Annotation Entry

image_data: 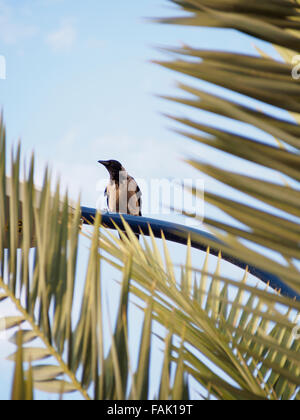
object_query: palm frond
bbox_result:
[2,110,300,399]
[0,116,192,400]
[11,330,34,401]
[90,222,300,400]
[3,0,300,400]
[156,0,300,293]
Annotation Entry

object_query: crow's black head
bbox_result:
[98,160,125,180]
[98,160,123,171]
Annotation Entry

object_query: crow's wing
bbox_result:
[137,185,142,216]
[104,186,109,209]
[127,177,142,216]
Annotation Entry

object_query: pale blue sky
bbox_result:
[0,0,284,205]
[0,0,289,400]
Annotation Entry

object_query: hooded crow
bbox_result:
[98,160,142,239]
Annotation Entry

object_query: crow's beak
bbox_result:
[98,160,109,167]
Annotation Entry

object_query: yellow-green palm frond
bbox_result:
[91,223,300,400]
[0,116,191,400]
[1,112,300,399]
[155,0,300,294]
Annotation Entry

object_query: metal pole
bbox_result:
[81,206,300,301]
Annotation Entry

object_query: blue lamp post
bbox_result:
[81,207,300,302]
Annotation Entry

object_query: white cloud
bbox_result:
[46,19,77,52]
[0,0,37,45]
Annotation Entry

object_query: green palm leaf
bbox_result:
[98,225,300,400]
[0,116,193,400]
[1,113,300,399]
[2,0,300,401]
[156,0,300,293]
